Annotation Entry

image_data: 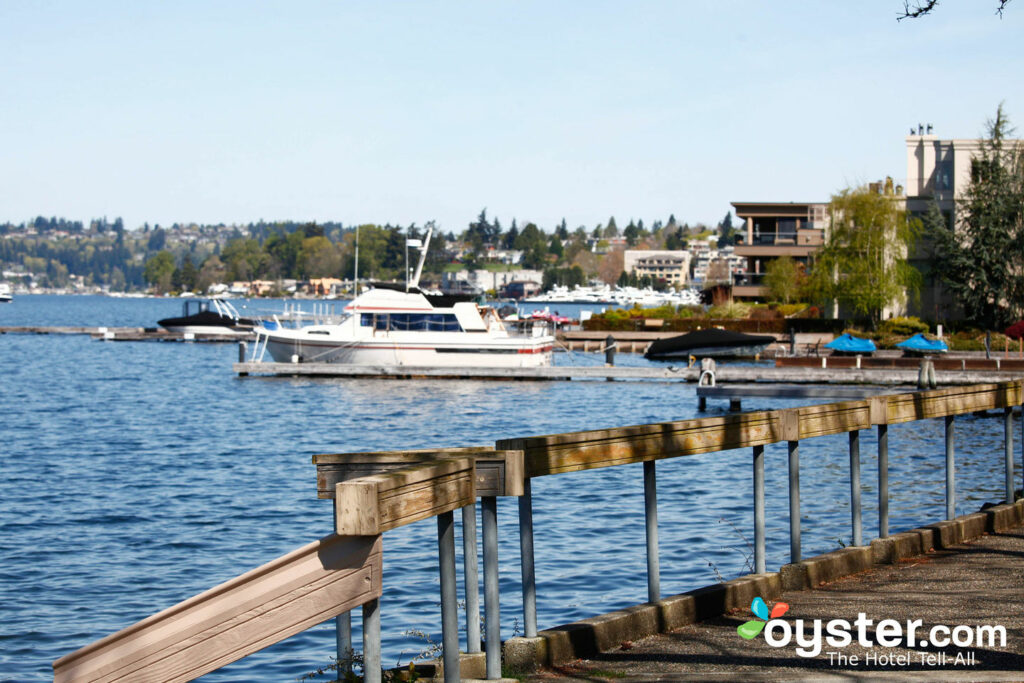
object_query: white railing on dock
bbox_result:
[54,381,1023,682]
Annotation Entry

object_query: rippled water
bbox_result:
[1,295,1019,681]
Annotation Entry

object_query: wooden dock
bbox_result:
[0,325,248,342]
[233,361,1023,385]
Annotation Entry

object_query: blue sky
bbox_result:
[1,1,1020,233]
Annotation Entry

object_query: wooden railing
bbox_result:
[54,381,1023,682]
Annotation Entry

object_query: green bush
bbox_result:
[877,316,929,337]
[707,302,751,319]
[776,303,809,317]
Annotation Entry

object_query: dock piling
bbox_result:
[482,497,500,679]
[946,415,956,519]
[437,511,460,682]
[849,430,862,546]
[788,440,801,563]
[461,504,481,653]
[643,461,660,603]
[519,479,538,638]
[752,445,766,574]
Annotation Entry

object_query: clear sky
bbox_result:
[1,1,1021,234]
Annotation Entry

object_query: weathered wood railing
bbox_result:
[54,381,1023,682]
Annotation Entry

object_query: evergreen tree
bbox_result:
[927,105,1024,329]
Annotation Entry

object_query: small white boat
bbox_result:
[253,227,554,367]
[0,283,11,303]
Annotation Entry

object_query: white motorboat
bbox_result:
[252,228,554,367]
[0,283,11,303]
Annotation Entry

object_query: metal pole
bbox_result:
[518,478,538,638]
[849,430,862,546]
[332,506,353,673]
[1005,407,1015,503]
[437,511,460,683]
[753,445,766,574]
[643,460,660,603]
[362,598,381,683]
[788,440,801,563]
[482,496,500,679]
[462,504,481,653]
[878,424,889,538]
[945,415,955,520]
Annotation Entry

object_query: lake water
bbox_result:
[1,295,1018,681]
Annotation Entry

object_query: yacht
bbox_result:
[252,228,554,367]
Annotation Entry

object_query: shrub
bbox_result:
[1005,321,1024,340]
[877,316,929,337]
[707,302,751,319]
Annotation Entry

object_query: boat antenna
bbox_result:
[411,222,434,289]
[353,224,360,296]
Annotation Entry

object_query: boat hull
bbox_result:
[262,334,553,368]
[645,343,770,360]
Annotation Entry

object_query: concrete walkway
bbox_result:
[529,527,1024,682]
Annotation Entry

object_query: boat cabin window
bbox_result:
[360,313,463,332]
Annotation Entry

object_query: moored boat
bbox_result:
[252,227,555,367]
[825,333,876,355]
[896,333,948,355]
[158,299,255,335]
[643,328,775,360]
[0,283,11,303]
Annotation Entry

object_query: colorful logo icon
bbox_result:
[737,597,789,639]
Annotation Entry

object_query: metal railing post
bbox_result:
[1005,407,1015,503]
[643,460,660,603]
[788,440,801,563]
[462,504,481,653]
[877,424,889,538]
[849,430,862,547]
[946,415,956,519]
[437,511,460,683]
[332,505,353,673]
[753,445,766,574]
[362,598,381,683]
[518,479,537,638]
[482,496,500,679]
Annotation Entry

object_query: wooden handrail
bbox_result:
[53,534,381,683]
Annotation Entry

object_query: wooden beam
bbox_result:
[335,458,477,536]
[315,448,524,499]
[497,411,787,478]
[792,399,871,439]
[881,381,1022,424]
[53,534,382,683]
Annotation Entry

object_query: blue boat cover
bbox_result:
[896,333,948,353]
[825,333,876,354]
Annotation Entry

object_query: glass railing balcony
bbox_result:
[751,232,798,245]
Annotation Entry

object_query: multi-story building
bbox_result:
[622,250,692,286]
[904,127,1022,319]
[729,201,829,300]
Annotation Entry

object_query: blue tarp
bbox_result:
[825,333,876,354]
[896,333,948,353]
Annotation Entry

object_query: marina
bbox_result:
[3,296,1024,683]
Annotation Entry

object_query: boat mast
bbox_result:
[353,225,359,296]
[411,222,434,289]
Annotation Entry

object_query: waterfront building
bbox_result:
[729,201,829,301]
[904,126,1023,320]
[622,250,692,286]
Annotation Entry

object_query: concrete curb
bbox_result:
[502,499,1024,672]
[504,573,781,668]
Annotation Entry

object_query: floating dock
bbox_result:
[232,361,1022,385]
[0,325,248,342]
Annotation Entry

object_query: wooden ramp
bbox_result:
[53,534,382,683]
